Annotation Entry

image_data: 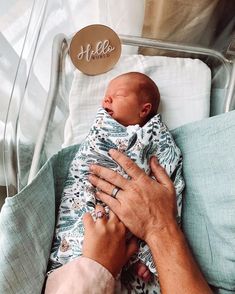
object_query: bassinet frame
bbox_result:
[4,34,235,195]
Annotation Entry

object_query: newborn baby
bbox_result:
[49,72,184,293]
[102,71,159,127]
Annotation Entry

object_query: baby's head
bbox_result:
[102,72,160,126]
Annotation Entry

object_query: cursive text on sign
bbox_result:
[77,39,115,62]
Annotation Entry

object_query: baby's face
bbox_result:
[102,76,143,126]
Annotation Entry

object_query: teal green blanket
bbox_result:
[0,111,235,294]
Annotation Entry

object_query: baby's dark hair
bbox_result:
[118,72,160,121]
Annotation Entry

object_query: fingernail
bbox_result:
[88,175,93,181]
[89,164,95,171]
[150,156,155,163]
[108,149,116,155]
[153,156,158,163]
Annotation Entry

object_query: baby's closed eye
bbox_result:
[115,91,127,97]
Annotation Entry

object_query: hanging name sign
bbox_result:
[69,24,121,75]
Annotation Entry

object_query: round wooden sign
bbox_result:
[69,24,121,75]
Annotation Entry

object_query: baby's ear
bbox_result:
[140,103,152,118]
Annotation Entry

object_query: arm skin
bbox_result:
[146,222,211,294]
[89,149,213,294]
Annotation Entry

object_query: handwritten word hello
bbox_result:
[77,40,115,62]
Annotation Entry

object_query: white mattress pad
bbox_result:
[63,54,211,146]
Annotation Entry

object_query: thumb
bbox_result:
[126,237,138,260]
[150,156,172,188]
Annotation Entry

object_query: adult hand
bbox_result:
[88,149,177,244]
[89,150,213,294]
[82,204,138,277]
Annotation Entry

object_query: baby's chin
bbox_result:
[114,118,133,127]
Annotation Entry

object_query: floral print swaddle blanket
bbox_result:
[48,107,184,291]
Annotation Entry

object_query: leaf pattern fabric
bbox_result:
[48,107,185,292]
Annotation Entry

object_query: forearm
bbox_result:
[146,224,212,294]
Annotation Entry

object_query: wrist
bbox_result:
[83,253,118,278]
[145,221,183,253]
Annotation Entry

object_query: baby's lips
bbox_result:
[105,108,114,116]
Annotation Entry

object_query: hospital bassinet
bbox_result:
[3,33,235,197]
[26,33,234,183]
[1,0,234,197]
[0,1,235,293]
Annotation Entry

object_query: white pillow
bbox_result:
[63,54,211,147]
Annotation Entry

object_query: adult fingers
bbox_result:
[150,156,174,190]
[96,191,121,216]
[83,212,94,230]
[95,205,107,224]
[126,237,138,260]
[108,149,144,180]
[89,164,127,190]
[89,174,123,197]
[108,209,120,223]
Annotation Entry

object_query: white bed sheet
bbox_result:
[63,54,211,147]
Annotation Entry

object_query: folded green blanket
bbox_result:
[0,111,234,294]
[172,110,235,291]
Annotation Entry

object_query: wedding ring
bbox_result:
[96,211,105,219]
[111,187,120,198]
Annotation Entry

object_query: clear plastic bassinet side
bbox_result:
[1,0,146,197]
[2,0,235,198]
[2,0,64,197]
[0,0,38,198]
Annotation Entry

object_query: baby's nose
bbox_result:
[104,96,112,103]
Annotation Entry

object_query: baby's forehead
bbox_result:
[113,73,144,81]
[111,74,130,83]
[109,74,143,88]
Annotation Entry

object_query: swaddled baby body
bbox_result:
[48,72,185,293]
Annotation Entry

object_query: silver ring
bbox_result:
[111,187,120,198]
[96,211,105,219]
